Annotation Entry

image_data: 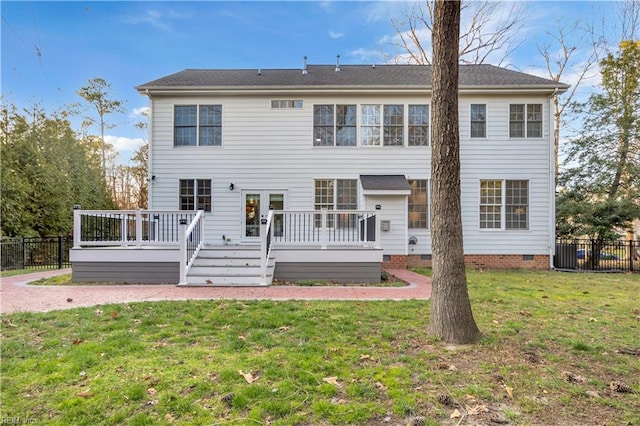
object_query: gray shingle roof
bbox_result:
[360,175,410,191]
[136,64,569,91]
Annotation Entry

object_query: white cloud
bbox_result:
[329,31,344,39]
[130,106,150,119]
[105,135,145,153]
[122,8,191,31]
[348,48,383,63]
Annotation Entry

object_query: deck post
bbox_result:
[179,218,188,285]
[320,209,328,249]
[73,206,82,248]
[374,207,382,249]
[260,216,268,284]
[135,210,143,247]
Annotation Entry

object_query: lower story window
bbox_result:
[408,179,429,229]
[179,179,211,212]
[479,180,528,230]
[314,179,358,227]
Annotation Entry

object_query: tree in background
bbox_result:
[0,101,113,237]
[557,40,640,243]
[388,0,524,65]
[76,77,125,179]
[428,0,481,344]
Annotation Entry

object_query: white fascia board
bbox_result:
[362,189,411,196]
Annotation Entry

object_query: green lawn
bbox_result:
[1,270,639,425]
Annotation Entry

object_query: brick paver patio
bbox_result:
[0,269,431,314]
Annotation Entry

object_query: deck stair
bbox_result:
[184,245,274,286]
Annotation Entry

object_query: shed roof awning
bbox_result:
[360,175,411,195]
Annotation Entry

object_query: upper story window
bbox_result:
[479,179,528,230]
[509,104,542,138]
[383,105,404,146]
[174,105,222,146]
[271,100,303,109]
[313,105,357,146]
[360,105,381,146]
[313,103,430,147]
[179,179,211,212]
[408,105,429,146]
[470,104,486,138]
[408,179,429,229]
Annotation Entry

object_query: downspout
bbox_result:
[146,89,153,209]
[549,88,559,269]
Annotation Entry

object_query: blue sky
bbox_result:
[1,1,628,163]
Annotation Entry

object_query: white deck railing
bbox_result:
[270,209,380,249]
[73,209,199,248]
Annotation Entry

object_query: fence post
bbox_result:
[22,236,26,270]
[58,235,63,269]
[630,239,634,272]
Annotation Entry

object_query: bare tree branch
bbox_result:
[387,0,526,65]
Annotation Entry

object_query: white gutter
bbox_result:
[548,88,558,269]
[145,89,154,209]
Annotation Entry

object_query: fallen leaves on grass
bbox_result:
[561,370,587,384]
[239,370,259,383]
[322,376,341,387]
[75,389,94,398]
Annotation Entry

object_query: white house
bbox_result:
[70,63,568,285]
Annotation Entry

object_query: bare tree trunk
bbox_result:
[429,0,481,344]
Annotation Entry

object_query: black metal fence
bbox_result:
[1,236,73,271]
[555,239,639,273]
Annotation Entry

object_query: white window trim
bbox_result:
[478,179,530,231]
[173,104,223,147]
[469,103,487,139]
[407,104,431,147]
[508,103,543,139]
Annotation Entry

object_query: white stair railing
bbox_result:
[179,210,205,285]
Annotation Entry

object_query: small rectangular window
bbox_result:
[470,104,486,138]
[271,100,303,108]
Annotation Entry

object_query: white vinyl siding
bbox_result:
[151,93,551,256]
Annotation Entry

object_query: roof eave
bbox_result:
[137,84,569,97]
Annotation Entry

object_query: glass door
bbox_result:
[244,193,261,238]
[242,191,286,241]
